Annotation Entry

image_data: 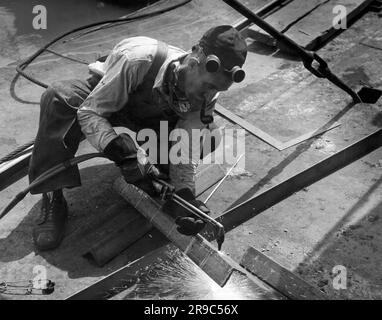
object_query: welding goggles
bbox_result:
[204,54,246,83]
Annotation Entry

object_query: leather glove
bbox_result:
[164,188,210,236]
[119,149,166,183]
[104,133,165,183]
[103,133,138,165]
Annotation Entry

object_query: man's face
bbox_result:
[184,60,234,108]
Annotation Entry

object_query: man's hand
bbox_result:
[119,151,166,184]
[163,188,210,236]
[134,148,167,180]
[104,133,165,184]
[103,133,138,165]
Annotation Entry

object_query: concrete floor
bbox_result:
[0,1,381,299]
[210,12,382,299]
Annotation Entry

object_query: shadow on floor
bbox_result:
[0,162,168,280]
[294,176,382,299]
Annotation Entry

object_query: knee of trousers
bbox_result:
[39,86,57,111]
[41,86,55,101]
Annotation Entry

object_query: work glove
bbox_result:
[103,133,138,165]
[164,188,210,236]
[104,133,166,184]
[119,149,167,183]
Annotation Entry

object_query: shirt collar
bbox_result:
[153,50,188,90]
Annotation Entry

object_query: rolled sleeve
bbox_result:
[168,92,220,193]
[169,112,208,194]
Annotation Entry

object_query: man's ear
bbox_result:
[188,56,200,68]
[189,44,204,68]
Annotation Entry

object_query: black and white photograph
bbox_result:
[0,0,381,305]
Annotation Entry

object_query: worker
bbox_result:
[28,25,247,251]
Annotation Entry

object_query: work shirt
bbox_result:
[77,36,220,193]
[77,36,216,152]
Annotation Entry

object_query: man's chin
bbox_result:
[187,95,205,109]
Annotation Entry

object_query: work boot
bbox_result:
[32,190,68,251]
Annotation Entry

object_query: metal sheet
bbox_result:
[215,104,341,151]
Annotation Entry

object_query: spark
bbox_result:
[122,249,263,300]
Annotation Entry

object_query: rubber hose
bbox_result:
[0,153,105,220]
[0,0,192,164]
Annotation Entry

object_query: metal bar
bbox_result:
[153,177,225,245]
[208,128,382,234]
[204,153,244,203]
[153,178,226,249]
[215,104,340,151]
[114,179,232,286]
[223,0,316,59]
[232,0,290,31]
[173,193,224,229]
[240,246,327,300]
[215,104,284,150]
[222,0,364,102]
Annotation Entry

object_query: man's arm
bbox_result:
[169,94,220,194]
[77,51,151,152]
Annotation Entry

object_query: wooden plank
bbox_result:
[86,206,153,267]
[285,0,374,50]
[247,0,329,46]
[240,246,327,300]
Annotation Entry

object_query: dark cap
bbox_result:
[199,25,247,70]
